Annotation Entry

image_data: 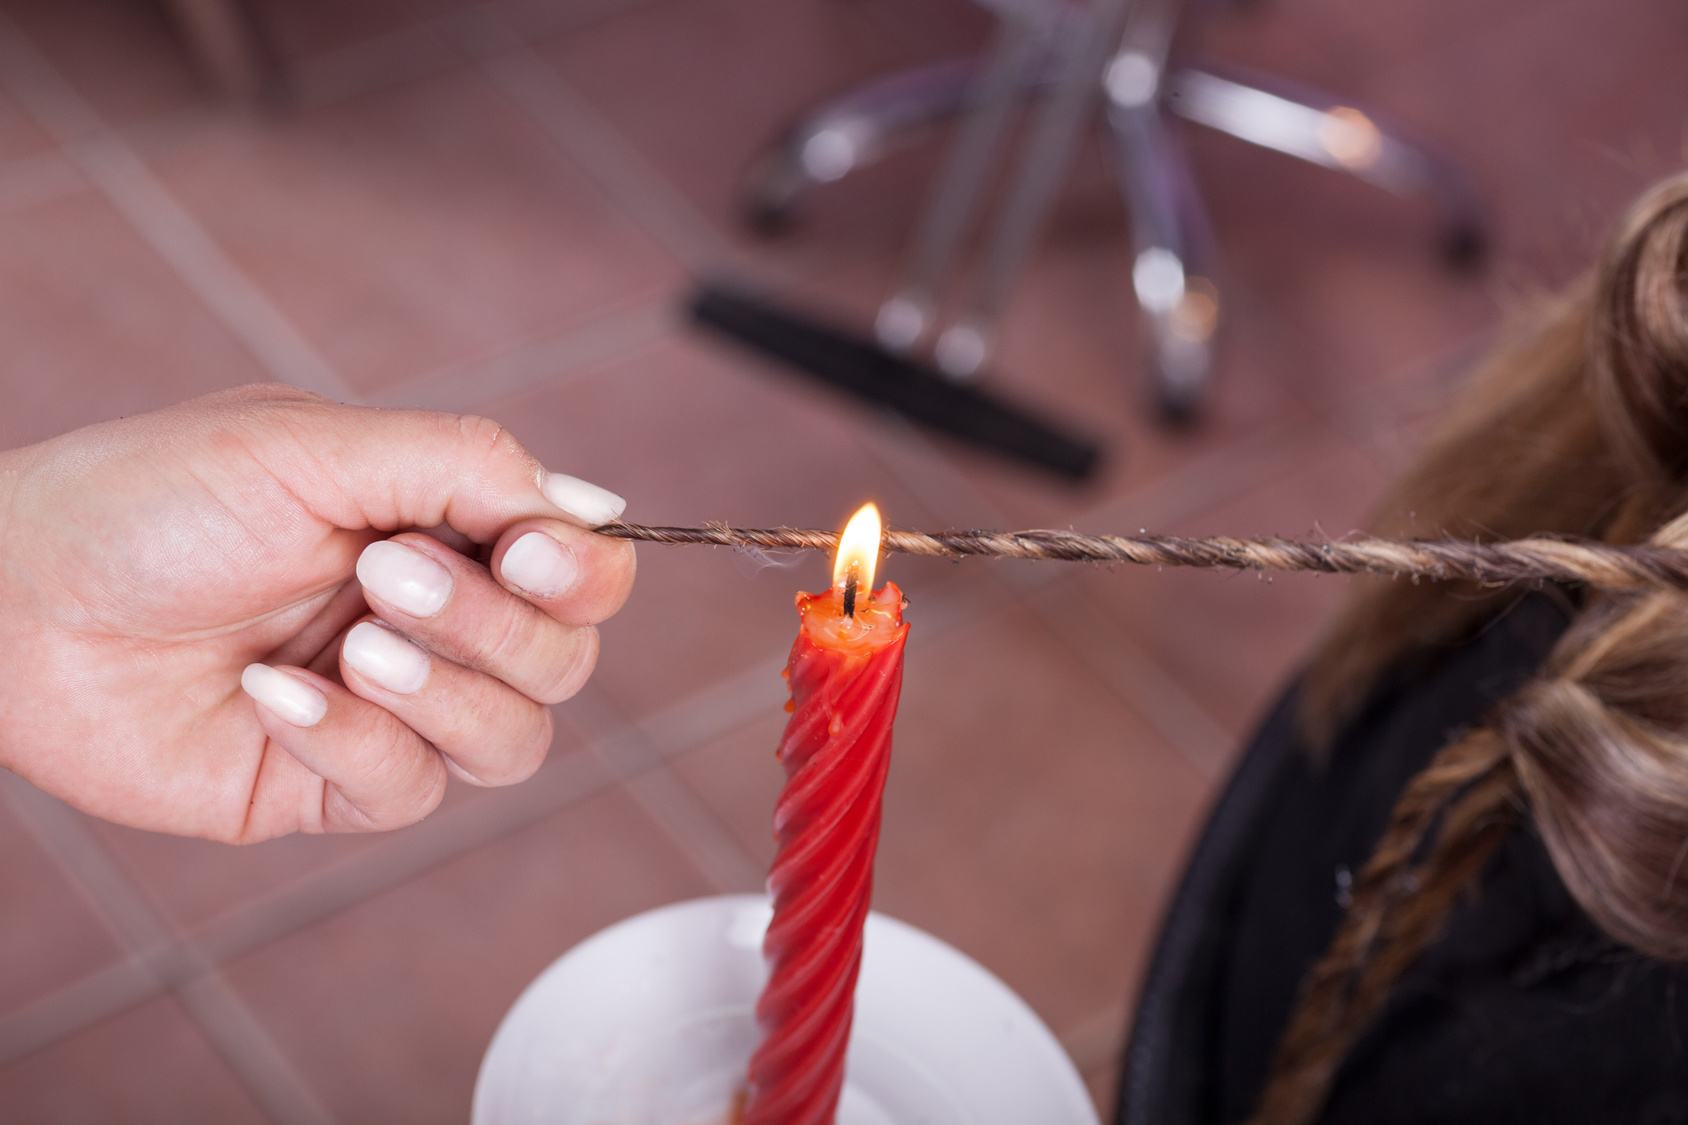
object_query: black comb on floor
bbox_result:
[689,283,1104,482]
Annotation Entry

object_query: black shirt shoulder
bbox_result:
[1210,592,1688,1124]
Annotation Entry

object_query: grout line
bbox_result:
[1023,582,1235,780]
[0,776,175,955]
[570,685,772,894]
[0,772,336,1125]
[284,20,463,113]
[0,148,86,217]
[62,140,347,400]
[363,294,679,412]
[0,568,996,1071]
[615,767,768,891]
[448,9,740,277]
[621,656,790,760]
[0,13,353,403]
[447,7,902,298]
[171,974,338,1125]
[282,0,665,115]
[0,959,158,1068]
[190,742,617,965]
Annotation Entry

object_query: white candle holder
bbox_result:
[473,894,1102,1125]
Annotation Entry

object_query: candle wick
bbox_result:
[842,565,859,618]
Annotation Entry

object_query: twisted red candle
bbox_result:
[742,573,909,1125]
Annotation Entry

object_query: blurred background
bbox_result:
[0,0,1684,1121]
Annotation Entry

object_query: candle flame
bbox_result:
[832,503,882,592]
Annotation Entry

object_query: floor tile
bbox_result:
[82,817,387,938]
[1086,1060,1122,1121]
[250,0,468,62]
[0,151,85,218]
[82,772,474,938]
[877,603,1211,1035]
[532,0,988,272]
[80,719,610,939]
[1371,0,1688,286]
[142,63,681,396]
[2,0,206,126]
[0,87,52,164]
[0,191,267,450]
[668,709,793,874]
[0,994,269,1124]
[1070,429,1390,741]
[219,785,714,1124]
[0,792,122,1020]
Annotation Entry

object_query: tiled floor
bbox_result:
[0,0,1683,1121]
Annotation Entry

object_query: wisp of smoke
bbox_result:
[734,545,808,577]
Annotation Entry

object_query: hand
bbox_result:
[0,384,635,843]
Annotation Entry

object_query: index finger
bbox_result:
[210,386,626,541]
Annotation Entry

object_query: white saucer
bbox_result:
[472,894,1101,1125]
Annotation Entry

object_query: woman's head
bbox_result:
[1302,172,1688,749]
[1254,171,1688,1125]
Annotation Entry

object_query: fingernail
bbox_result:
[342,621,431,695]
[500,531,579,598]
[542,472,625,527]
[241,664,327,727]
[357,540,452,618]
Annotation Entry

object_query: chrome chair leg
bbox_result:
[932,0,1140,379]
[876,16,1051,355]
[739,6,1487,421]
[1166,68,1485,263]
[742,57,981,231]
[740,10,1074,232]
[1108,66,1220,421]
[1097,0,1221,422]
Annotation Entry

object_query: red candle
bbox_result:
[742,504,910,1125]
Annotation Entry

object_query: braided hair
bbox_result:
[1253,172,1688,1125]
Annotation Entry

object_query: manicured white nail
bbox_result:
[241,664,327,727]
[357,540,452,618]
[500,531,579,597]
[542,472,625,527]
[342,621,431,695]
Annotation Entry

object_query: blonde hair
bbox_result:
[1254,171,1688,1125]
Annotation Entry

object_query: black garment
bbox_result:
[1117,593,1688,1125]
